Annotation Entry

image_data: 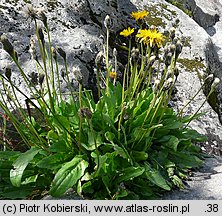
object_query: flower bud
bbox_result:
[173,66,179,78]
[149,55,156,66]
[0,35,14,57]
[113,48,117,57]
[104,15,111,29]
[131,47,140,63]
[39,73,45,86]
[51,46,57,60]
[165,52,172,67]
[29,37,37,60]
[60,68,65,79]
[37,26,45,46]
[95,51,104,68]
[153,79,160,93]
[36,8,47,27]
[78,107,92,119]
[163,77,174,91]
[175,40,183,60]
[24,4,37,21]
[72,66,83,84]
[169,27,176,40]
[206,74,214,80]
[170,44,176,54]
[5,65,12,80]
[211,77,220,90]
[56,46,66,60]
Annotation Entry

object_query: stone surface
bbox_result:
[1,0,222,200]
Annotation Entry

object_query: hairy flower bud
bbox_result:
[24,4,37,21]
[175,40,183,60]
[95,51,104,68]
[39,73,45,86]
[72,66,83,84]
[169,27,176,40]
[131,47,140,64]
[37,26,45,46]
[211,77,220,90]
[104,15,111,29]
[29,37,37,60]
[36,8,47,27]
[173,66,179,78]
[149,55,156,66]
[153,79,160,93]
[163,77,174,91]
[113,48,117,57]
[56,46,66,60]
[78,107,92,119]
[165,52,172,67]
[0,35,14,58]
[51,46,57,60]
[5,65,12,80]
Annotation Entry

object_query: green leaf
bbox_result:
[47,130,58,140]
[170,151,203,169]
[162,119,184,129]
[0,151,21,160]
[49,139,70,153]
[49,156,88,197]
[21,174,38,185]
[1,185,33,199]
[105,131,115,142]
[37,152,73,169]
[159,135,179,151]
[82,131,103,151]
[115,167,145,184]
[182,129,208,142]
[144,162,171,191]
[10,147,41,187]
[132,151,148,162]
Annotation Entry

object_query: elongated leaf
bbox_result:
[10,147,41,187]
[49,156,88,197]
[0,151,21,160]
[144,163,171,191]
[115,167,145,184]
[163,136,179,152]
[37,152,73,169]
[170,151,203,168]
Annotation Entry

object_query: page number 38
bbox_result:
[205,204,219,212]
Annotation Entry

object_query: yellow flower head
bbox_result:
[110,70,117,79]
[131,10,149,21]
[136,28,165,47]
[120,27,134,37]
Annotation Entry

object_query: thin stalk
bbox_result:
[118,68,127,141]
[64,58,75,103]
[45,25,57,101]
[184,88,215,128]
[105,28,110,95]
[78,83,83,151]
[88,118,100,175]
[55,59,62,102]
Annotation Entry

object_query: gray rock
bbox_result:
[183,0,220,29]
[1,0,222,200]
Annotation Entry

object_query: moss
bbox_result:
[144,3,178,29]
[46,0,59,11]
[165,0,193,17]
[182,36,192,48]
[177,58,205,72]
